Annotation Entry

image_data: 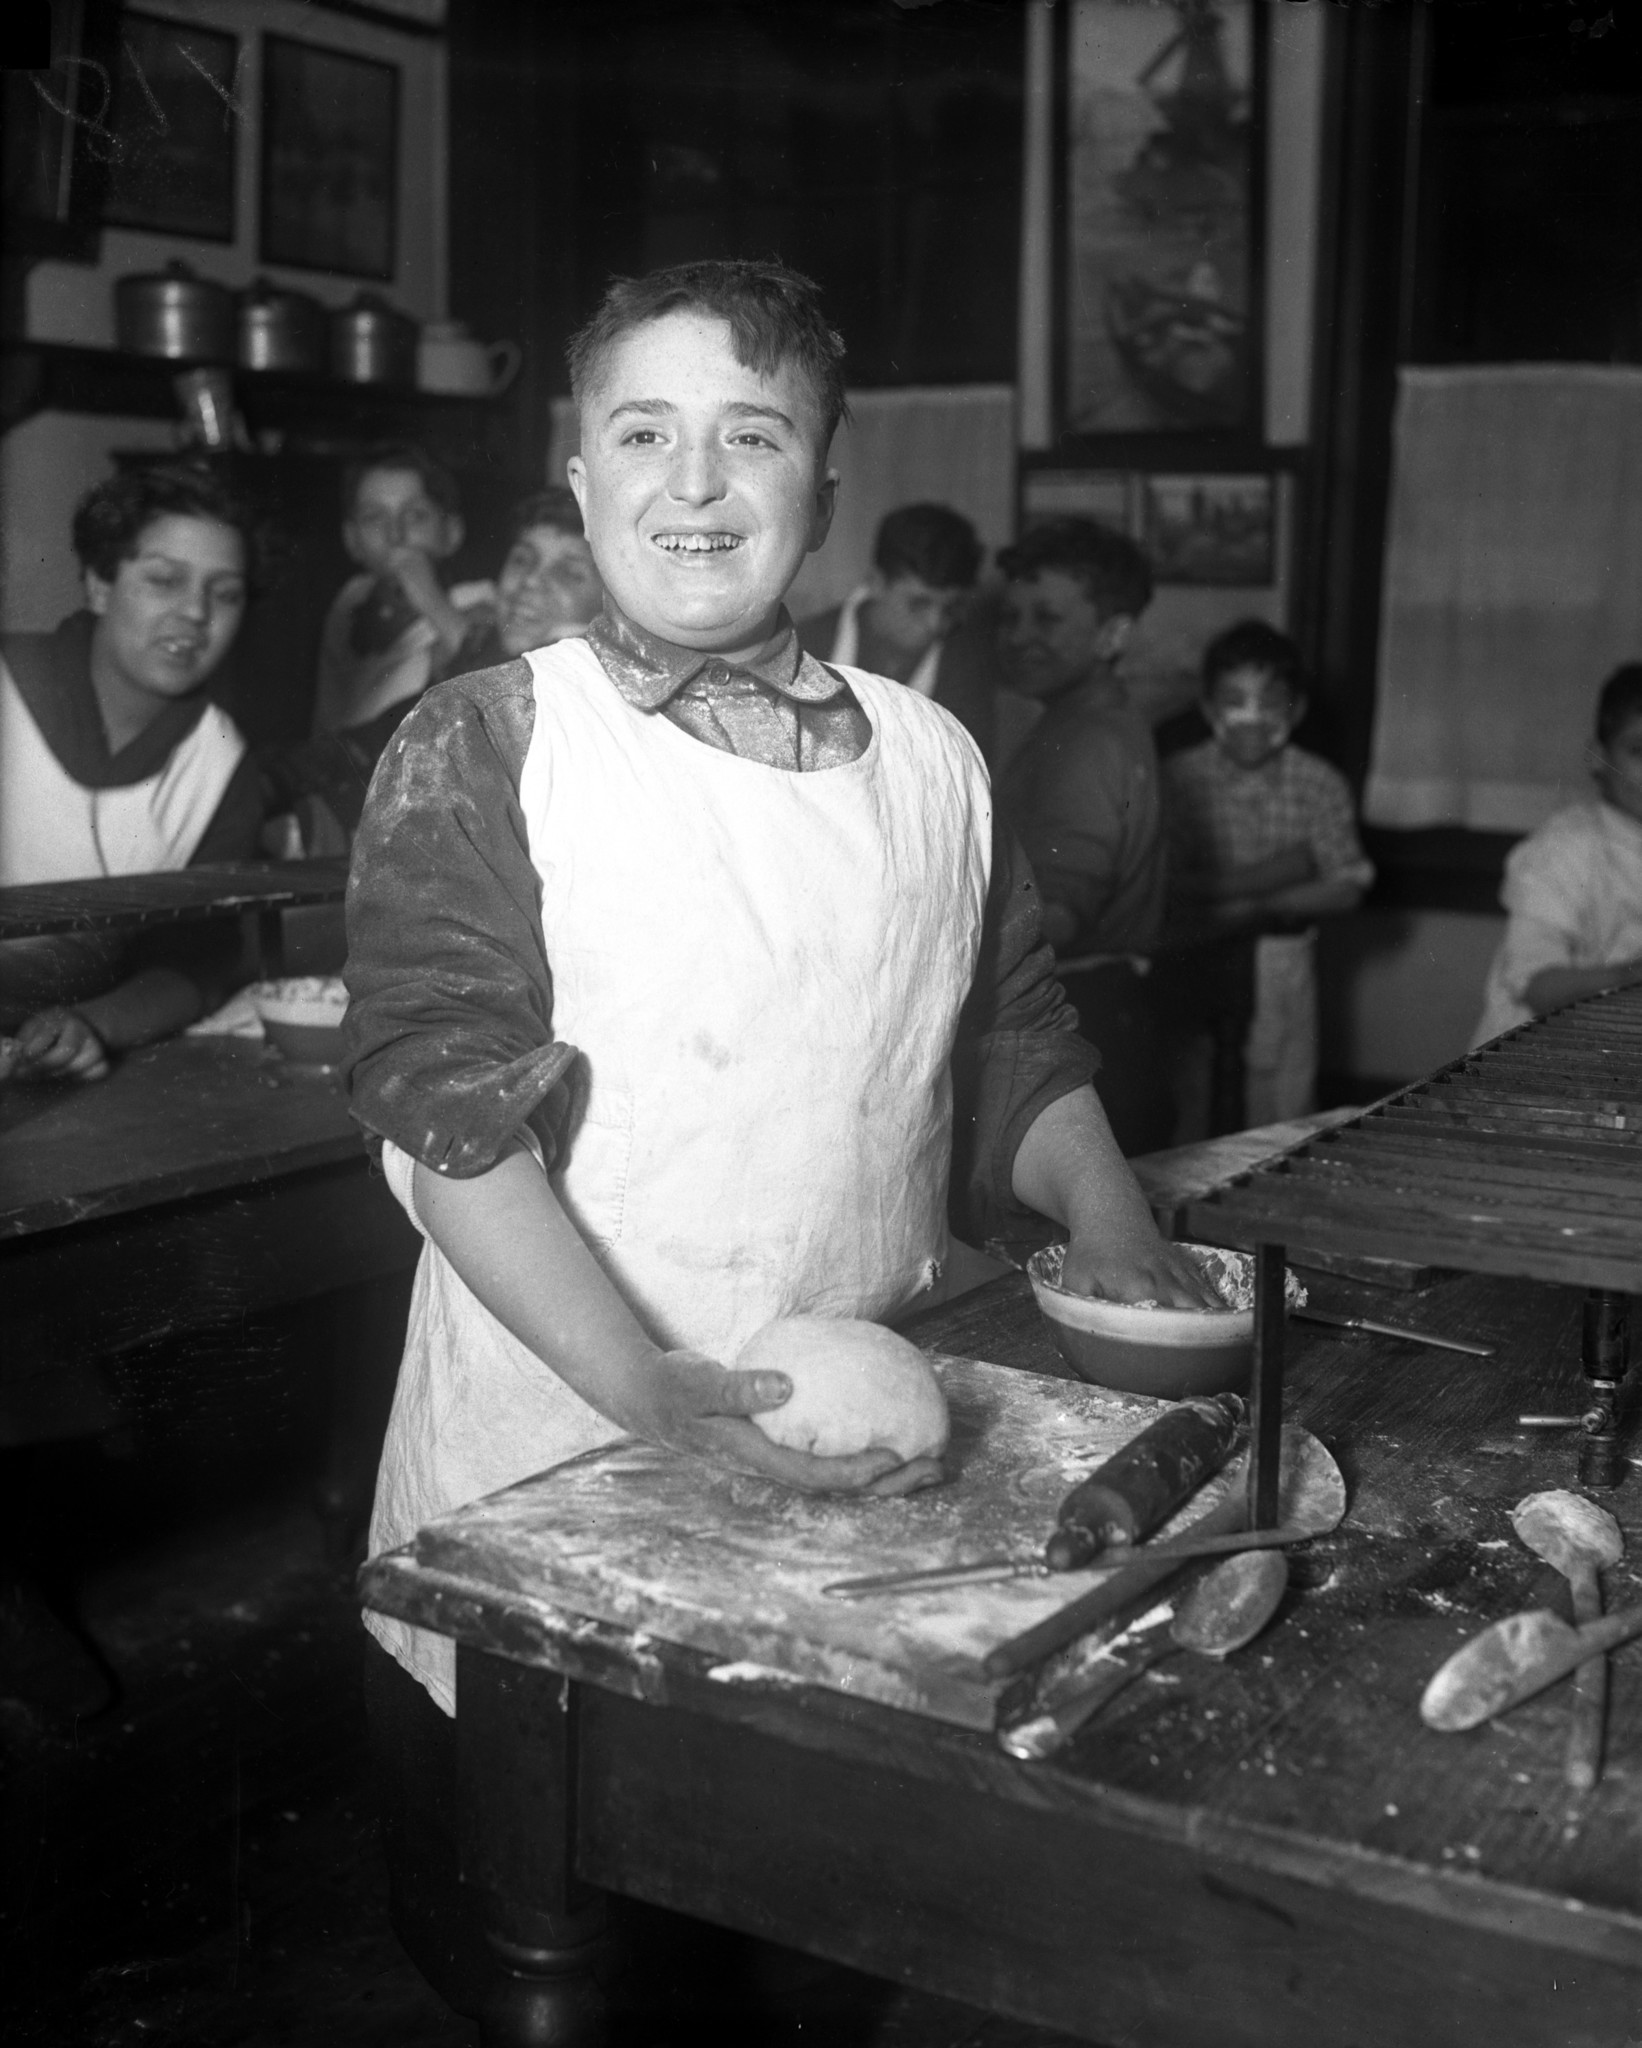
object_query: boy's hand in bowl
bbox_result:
[1061,1231,1224,1311]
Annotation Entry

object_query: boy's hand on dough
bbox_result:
[1061,1231,1222,1311]
[644,1350,942,1495]
[7,1007,110,1083]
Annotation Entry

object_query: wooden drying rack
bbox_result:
[1184,983,1642,1517]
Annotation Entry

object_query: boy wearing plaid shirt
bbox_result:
[1165,621,1372,1125]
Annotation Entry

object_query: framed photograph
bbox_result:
[1143,471,1273,585]
[101,11,240,241]
[1020,467,1139,536]
[1060,0,1264,445]
[260,35,398,279]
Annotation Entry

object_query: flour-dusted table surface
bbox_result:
[362,1266,1642,2048]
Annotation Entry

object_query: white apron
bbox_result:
[367,639,992,1709]
[0,660,246,884]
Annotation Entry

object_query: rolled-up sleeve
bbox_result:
[342,662,580,1177]
[950,820,1099,1242]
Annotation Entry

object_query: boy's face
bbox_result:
[495,523,603,655]
[86,514,247,702]
[1596,711,1642,826]
[567,310,837,655]
[345,468,462,573]
[998,569,1128,700]
[866,571,969,662]
[1205,662,1302,770]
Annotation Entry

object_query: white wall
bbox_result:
[2,0,447,630]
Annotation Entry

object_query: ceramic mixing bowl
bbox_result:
[1026,1242,1300,1400]
[250,977,349,1069]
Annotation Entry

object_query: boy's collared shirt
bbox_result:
[1165,740,1374,895]
[587,602,869,772]
[343,610,1098,1241]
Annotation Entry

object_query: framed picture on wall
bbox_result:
[260,35,398,279]
[101,11,240,241]
[1058,0,1265,448]
[1143,470,1273,584]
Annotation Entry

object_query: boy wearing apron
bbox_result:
[343,259,1215,2010]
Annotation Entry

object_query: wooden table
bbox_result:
[1,1034,416,1446]
[361,1266,1642,2048]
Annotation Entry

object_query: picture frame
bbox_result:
[100,10,240,242]
[1143,470,1273,585]
[260,34,398,280]
[1056,0,1266,450]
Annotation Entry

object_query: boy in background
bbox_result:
[1165,619,1372,1126]
[992,517,1170,1152]
[310,443,490,737]
[1472,662,1642,1043]
[797,502,997,761]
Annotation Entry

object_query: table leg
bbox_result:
[1248,1241,1285,1529]
[1578,1288,1630,1490]
[457,1649,609,2048]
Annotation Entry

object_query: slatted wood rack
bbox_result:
[1183,984,1642,1517]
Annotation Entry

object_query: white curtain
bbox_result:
[1365,366,1642,833]
[546,385,1018,616]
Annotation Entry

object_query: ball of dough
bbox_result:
[738,1316,949,1462]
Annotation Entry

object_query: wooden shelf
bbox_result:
[0,339,511,445]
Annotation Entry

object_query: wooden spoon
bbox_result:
[1421,1602,1642,1734]
[999,1549,1289,1761]
[1510,1491,1625,1791]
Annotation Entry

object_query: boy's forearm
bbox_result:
[1525,956,1642,1015]
[1191,844,1316,903]
[75,966,205,1050]
[411,1148,664,1428]
[1010,1085,1219,1308]
[1011,1083,1159,1244]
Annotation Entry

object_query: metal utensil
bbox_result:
[822,1520,1312,1601]
[999,1550,1290,1761]
[821,1396,1246,1599]
[1290,1307,1494,1357]
[1509,1491,1624,1790]
[983,1428,1346,1682]
[1421,1601,1642,1733]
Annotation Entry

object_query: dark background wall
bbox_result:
[446,0,1024,473]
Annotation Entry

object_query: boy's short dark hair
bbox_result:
[71,461,259,584]
[1201,618,1306,705]
[873,503,983,591]
[567,258,850,450]
[996,517,1153,622]
[509,485,584,544]
[340,442,461,523]
[1597,664,1642,750]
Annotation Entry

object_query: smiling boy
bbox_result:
[349,261,1215,1639]
[345,256,1217,2009]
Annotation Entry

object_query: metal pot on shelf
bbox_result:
[237,278,326,374]
[329,292,419,386]
[114,261,235,362]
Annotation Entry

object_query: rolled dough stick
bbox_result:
[738,1316,949,1462]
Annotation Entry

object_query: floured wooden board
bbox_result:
[409,1354,1324,1731]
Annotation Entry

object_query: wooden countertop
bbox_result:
[0,1034,364,1239]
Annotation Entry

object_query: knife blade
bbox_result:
[821,1521,1311,1600]
[1290,1306,1493,1357]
